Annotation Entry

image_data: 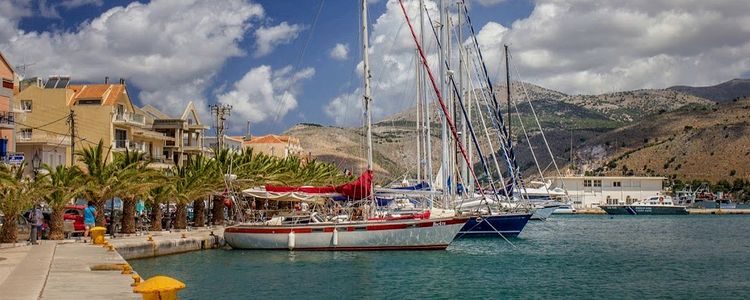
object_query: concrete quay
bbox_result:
[110,228,224,260]
[688,208,750,214]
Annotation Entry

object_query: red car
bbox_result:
[63,205,86,232]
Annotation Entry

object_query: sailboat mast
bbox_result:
[439,0,450,207]
[362,0,373,171]
[505,44,511,146]
[458,1,468,196]
[415,48,421,182]
[419,0,434,209]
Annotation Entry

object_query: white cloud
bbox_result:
[0,0,31,40]
[254,21,304,57]
[329,43,349,60]
[1,0,265,120]
[327,0,750,125]
[217,65,315,127]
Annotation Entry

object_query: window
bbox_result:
[613,181,621,187]
[19,128,32,140]
[593,180,602,187]
[20,100,32,112]
[78,99,101,105]
[584,180,592,187]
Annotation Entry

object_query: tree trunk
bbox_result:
[0,213,19,243]
[121,197,136,234]
[174,203,187,230]
[95,200,106,227]
[211,196,224,226]
[193,198,205,227]
[48,208,65,240]
[149,203,162,231]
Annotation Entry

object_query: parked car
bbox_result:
[64,205,121,233]
[0,213,31,242]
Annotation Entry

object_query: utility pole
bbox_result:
[210,104,232,150]
[67,109,76,166]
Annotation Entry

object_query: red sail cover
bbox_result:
[265,170,373,200]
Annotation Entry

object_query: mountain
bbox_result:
[669,78,750,103]
[574,97,750,182]
[285,80,746,184]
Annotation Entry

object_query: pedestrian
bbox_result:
[83,201,97,243]
[34,206,44,242]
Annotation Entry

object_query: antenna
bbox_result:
[14,62,36,78]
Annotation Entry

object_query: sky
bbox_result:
[1,0,749,135]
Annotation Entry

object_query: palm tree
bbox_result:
[41,164,84,240]
[78,140,119,227]
[0,163,45,243]
[146,180,175,231]
[172,155,217,230]
[113,149,162,234]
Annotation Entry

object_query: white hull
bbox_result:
[531,205,559,220]
[224,217,468,251]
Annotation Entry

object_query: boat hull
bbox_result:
[599,205,688,215]
[458,213,532,237]
[224,217,468,251]
[531,205,560,221]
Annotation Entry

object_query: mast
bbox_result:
[415,49,421,182]
[419,0,434,209]
[439,0,450,207]
[458,1,468,196]
[505,44,511,147]
[362,0,373,172]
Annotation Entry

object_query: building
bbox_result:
[204,135,243,153]
[0,51,16,163]
[551,176,666,208]
[15,77,171,169]
[242,134,303,158]
[141,102,208,165]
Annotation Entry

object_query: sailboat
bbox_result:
[224,0,468,251]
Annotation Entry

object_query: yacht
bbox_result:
[599,196,688,215]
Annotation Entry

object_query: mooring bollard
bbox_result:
[90,226,107,245]
[133,276,186,300]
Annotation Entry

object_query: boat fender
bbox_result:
[332,228,338,246]
[475,217,483,223]
[288,231,295,250]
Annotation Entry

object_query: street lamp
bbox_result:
[31,151,41,175]
[30,151,41,244]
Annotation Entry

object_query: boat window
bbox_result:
[584,180,592,187]
[613,181,621,187]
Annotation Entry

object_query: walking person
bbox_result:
[83,201,97,243]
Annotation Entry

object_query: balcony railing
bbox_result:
[112,140,147,152]
[0,111,14,127]
[16,131,71,145]
[113,112,146,126]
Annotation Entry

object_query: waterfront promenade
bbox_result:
[0,228,223,299]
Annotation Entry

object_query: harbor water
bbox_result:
[130,215,750,299]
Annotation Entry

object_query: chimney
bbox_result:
[119,78,125,85]
[104,76,109,84]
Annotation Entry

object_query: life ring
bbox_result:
[475,217,483,222]
[659,197,664,203]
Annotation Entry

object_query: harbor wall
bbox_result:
[111,230,225,260]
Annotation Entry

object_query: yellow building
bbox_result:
[15,77,171,169]
[242,134,303,158]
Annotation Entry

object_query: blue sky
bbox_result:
[2,0,748,135]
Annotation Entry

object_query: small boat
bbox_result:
[599,196,688,215]
[457,212,531,237]
[552,203,576,214]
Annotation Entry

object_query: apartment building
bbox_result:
[242,134,303,158]
[141,101,209,165]
[0,51,16,162]
[15,77,169,169]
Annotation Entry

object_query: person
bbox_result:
[83,201,97,242]
[34,206,44,242]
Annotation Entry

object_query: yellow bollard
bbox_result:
[90,226,107,245]
[147,235,153,242]
[133,276,186,300]
[121,264,133,274]
[131,274,142,287]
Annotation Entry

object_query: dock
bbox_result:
[0,227,224,299]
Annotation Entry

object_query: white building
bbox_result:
[551,176,666,208]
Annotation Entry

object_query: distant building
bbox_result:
[204,135,243,153]
[552,176,666,208]
[0,51,16,163]
[141,102,209,165]
[242,134,302,158]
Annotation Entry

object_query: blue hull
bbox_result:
[458,213,532,238]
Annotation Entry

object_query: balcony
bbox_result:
[111,140,147,152]
[0,111,14,129]
[16,131,71,146]
[112,112,146,126]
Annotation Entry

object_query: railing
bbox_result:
[113,112,146,126]
[111,139,148,152]
[16,131,71,145]
[0,111,14,126]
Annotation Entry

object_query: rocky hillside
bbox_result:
[286,79,750,184]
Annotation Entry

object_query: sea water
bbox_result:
[130,215,750,299]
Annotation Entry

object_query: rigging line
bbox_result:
[458,0,521,185]
[419,6,501,206]
[397,0,488,202]
[271,0,326,125]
